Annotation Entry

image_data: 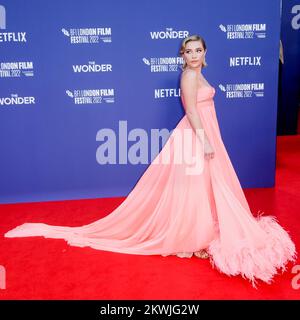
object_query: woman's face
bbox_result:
[182,40,206,69]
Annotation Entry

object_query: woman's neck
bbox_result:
[186,66,202,74]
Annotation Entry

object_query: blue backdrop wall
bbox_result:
[0,0,282,204]
[278,0,300,135]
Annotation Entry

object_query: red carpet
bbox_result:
[0,135,299,300]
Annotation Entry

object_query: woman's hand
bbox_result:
[204,137,215,160]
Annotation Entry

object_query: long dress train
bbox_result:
[4,85,297,287]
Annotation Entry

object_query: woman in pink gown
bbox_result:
[4,34,297,287]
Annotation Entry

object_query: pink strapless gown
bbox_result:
[4,86,297,287]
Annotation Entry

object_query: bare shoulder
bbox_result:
[181,68,197,80]
[181,69,198,86]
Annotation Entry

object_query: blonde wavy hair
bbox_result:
[179,34,207,70]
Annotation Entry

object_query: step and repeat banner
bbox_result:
[278,0,300,135]
[0,0,281,203]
